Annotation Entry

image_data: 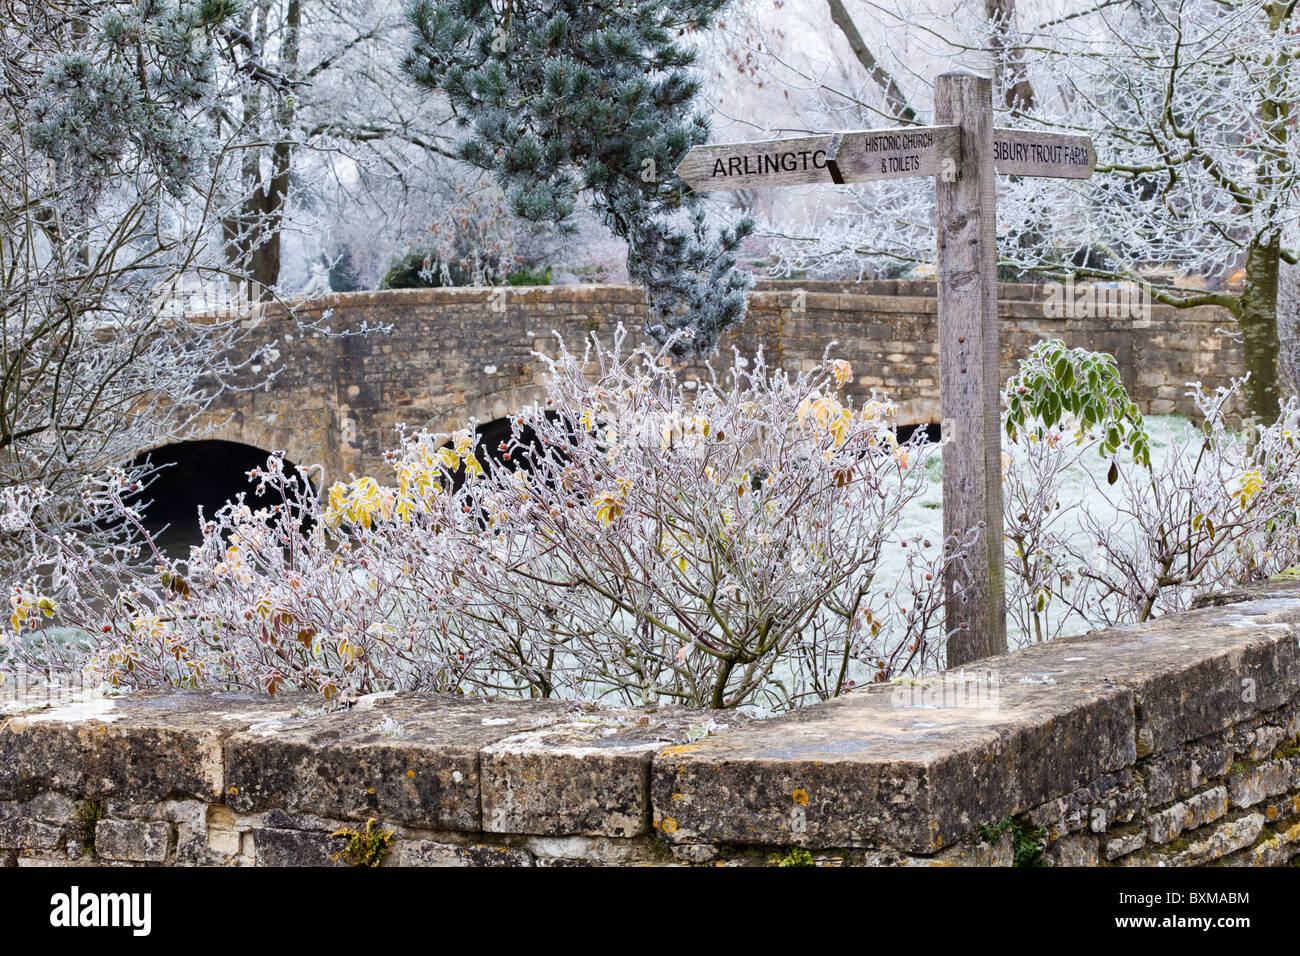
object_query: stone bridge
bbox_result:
[137,280,1241,535]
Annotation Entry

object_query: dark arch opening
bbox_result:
[441,413,560,490]
[123,440,315,557]
[474,417,522,472]
[467,417,944,479]
[896,422,941,445]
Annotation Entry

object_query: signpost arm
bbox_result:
[934,72,1007,666]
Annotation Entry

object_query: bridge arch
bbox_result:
[125,439,315,557]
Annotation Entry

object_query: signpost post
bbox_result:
[675,71,1095,666]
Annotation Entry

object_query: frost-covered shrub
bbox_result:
[5,332,967,712]
[15,335,1299,710]
[1003,341,1300,642]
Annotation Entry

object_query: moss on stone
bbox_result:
[971,815,1043,866]
[1271,734,1300,760]
[1012,821,1048,867]
[770,847,815,867]
[974,815,1013,844]
[72,799,104,857]
[1252,825,1277,849]
[330,818,394,867]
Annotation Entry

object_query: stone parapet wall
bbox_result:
[200,282,1243,485]
[3,581,1298,866]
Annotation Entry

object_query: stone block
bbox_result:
[224,694,575,831]
[1227,757,1299,808]
[1103,831,1146,861]
[669,844,721,864]
[95,819,172,862]
[1029,769,1144,837]
[1026,593,1300,755]
[480,709,708,837]
[22,791,78,823]
[162,799,208,833]
[522,834,665,867]
[1147,786,1227,844]
[653,668,1134,853]
[0,817,64,851]
[1259,792,1300,825]
[1141,732,1233,805]
[396,841,533,867]
[0,689,306,803]
[1245,820,1300,866]
[253,827,345,867]
[1123,813,1266,866]
[1236,724,1286,761]
[1042,833,1100,866]
[206,827,242,857]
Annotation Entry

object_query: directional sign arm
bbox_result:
[675,134,842,193]
[824,132,846,185]
[829,125,958,185]
[675,125,958,193]
[675,125,1092,191]
[992,128,1095,179]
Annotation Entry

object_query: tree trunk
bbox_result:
[825,0,915,123]
[1238,236,1283,427]
[1242,2,1294,420]
[1279,239,1300,401]
[257,0,300,297]
[219,0,298,303]
[985,0,1034,111]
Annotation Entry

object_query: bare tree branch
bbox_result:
[825,0,916,123]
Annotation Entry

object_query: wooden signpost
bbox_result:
[676,72,1096,667]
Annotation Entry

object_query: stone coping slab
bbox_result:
[0,689,311,802]
[651,587,1299,852]
[2,582,1297,852]
[271,282,1144,328]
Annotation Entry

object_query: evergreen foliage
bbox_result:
[327,249,365,293]
[505,264,551,285]
[380,250,477,288]
[402,0,754,353]
[25,0,237,206]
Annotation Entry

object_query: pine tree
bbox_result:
[25,0,235,204]
[403,0,754,354]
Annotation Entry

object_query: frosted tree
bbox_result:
[1281,220,1300,398]
[995,0,1300,427]
[0,1,275,584]
[718,0,1300,425]
[213,0,478,297]
[402,0,755,354]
